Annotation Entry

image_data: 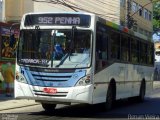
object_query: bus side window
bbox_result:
[121,34,130,61]
[110,31,120,60]
[95,24,108,72]
[131,39,139,63]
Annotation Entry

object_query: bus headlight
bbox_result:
[75,75,91,86]
[16,72,27,83]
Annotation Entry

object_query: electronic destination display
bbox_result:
[24,14,91,27]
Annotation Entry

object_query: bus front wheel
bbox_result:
[41,103,56,113]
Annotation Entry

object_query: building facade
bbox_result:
[120,0,153,39]
[33,0,121,24]
[3,0,121,24]
[1,0,153,39]
[3,0,33,22]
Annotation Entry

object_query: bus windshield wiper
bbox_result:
[55,54,69,67]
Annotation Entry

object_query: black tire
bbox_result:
[104,84,115,111]
[41,103,56,113]
[138,81,146,102]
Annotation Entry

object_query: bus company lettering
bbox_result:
[54,17,80,25]
[20,59,48,64]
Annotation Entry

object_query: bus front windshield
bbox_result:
[17,29,92,68]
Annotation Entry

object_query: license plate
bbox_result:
[43,88,57,94]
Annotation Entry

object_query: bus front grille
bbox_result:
[28,71,74,87]
[31,71,72,82]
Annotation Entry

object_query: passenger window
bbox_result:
[121,35,130,61]
[95,22,108,72]
[110,31,120,60]
[131,39,139,63]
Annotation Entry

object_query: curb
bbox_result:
[0,103,40,111]
[0,97,40,111]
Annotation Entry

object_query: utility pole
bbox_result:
[127,0,137,29]
[1,0,5,22]
[127,0,131,29]
[0,0,2,22]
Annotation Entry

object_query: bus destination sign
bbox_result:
[24,14,91,27]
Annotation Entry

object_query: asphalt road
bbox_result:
[1,88,160,120]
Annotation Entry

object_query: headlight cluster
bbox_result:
[76,75,91,86]
[16,72,27,83]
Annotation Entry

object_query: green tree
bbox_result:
[153,1,160,36]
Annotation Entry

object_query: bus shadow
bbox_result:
[29,97,160,119]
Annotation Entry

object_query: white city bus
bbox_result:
[15,12,154,112]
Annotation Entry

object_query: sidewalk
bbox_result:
[0,94,39,111]
[0,81,160,111]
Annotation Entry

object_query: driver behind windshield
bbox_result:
[53,43,64,60]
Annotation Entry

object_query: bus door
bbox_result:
[93,29,109,104]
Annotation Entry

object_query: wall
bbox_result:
[5,0,34,22]
[33,0,120,24]
[5,0,23,22]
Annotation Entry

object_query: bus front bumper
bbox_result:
[14,81,94,104]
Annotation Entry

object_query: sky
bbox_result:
[153,33,160,41]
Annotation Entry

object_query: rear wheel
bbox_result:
[138,81,146,102]
[41,103,56,113]
[104,83,115,111]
